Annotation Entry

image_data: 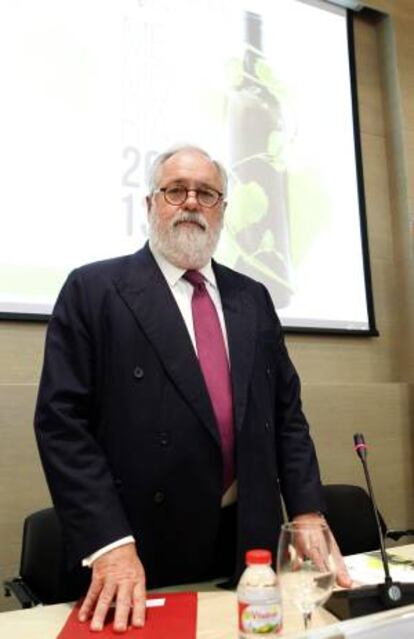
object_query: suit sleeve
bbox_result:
[34,270,133,568]
[262,289,326,518]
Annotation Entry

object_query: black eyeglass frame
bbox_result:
[153,186,224,208]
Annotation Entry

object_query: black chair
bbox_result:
[4,508,89,608]
[323,484,414,556]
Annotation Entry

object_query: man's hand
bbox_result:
[78,543,146,632]
[292,513,352,588]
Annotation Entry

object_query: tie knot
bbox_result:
[183,270,206,290]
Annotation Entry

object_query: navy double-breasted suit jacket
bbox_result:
[34,243,324,586]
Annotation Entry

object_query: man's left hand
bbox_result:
[292,513,352,588]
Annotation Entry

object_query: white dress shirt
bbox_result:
[82,245,236,567]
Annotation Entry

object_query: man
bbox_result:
[35,145,350,633]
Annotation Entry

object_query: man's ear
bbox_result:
[145,195,152,217]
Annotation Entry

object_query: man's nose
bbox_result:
[183,190,198,209]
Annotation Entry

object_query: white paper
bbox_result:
[145,598,166,608]
[344,551,414,586]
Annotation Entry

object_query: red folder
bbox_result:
[57,592,197,638]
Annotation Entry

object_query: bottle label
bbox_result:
[238,601,282,636]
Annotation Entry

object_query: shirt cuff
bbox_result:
[221,480,237,507]
[82,536,135,567]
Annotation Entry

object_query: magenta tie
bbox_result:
[183,270,234,491]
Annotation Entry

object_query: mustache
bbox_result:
[171,211,208,231]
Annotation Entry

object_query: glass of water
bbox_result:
[277,520,336,630]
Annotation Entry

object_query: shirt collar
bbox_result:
[149,242,217,289]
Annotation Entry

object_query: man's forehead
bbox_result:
[158,150,221,185]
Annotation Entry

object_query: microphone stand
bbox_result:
[324,433,414,620]
[356,434,393,592]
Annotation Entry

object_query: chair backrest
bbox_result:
[322,484,387,556]
[19,507,88,604]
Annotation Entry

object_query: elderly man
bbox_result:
[35,144,350,633]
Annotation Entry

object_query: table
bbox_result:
[2,593,414,638]
[1,545,413,638]
[0,590,336,638]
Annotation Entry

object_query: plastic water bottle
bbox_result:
[237,549,282,638]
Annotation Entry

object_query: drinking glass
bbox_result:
[277,521,336,630]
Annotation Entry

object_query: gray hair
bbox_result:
[146,144,228,197]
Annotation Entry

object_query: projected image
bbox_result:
[226,10,295,310]
[0,0,374,332]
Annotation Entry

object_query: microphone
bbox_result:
[353,433,392,585]
[325,433,414,620]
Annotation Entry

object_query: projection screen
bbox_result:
[0,0,377,333]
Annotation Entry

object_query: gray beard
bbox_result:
[148,210,223,270]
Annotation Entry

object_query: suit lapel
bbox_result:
[214,263,257,432]
[114,246,221,447]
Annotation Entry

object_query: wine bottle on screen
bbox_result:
[227,11,294,308]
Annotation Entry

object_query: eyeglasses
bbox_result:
[154,185,223,208]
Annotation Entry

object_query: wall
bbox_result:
[290,0,414,530]
[1,0,413,612]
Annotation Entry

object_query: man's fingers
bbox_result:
[330,532,353,588]
[78,579,102,622]
[334,556,353,588]
[308,544,329,572]
[90,583,117,632]
[79,577,145,632]
[131,580,146,628]
[113,582,134,632]
[336,567,353,588]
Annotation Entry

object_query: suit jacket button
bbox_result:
[133,366,144,379]
[265,421,270,431]
[159,432,170,447]
[153,491,165,505]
